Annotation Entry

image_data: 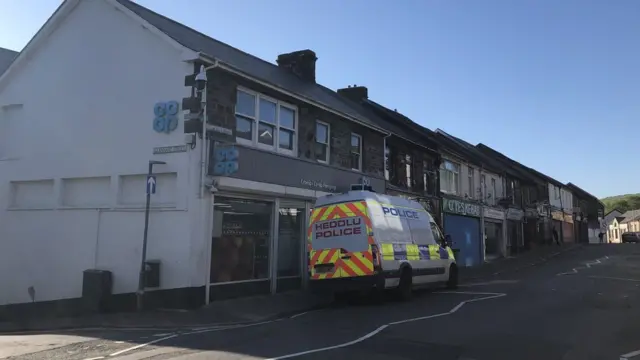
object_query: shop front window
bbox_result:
[211,197,272,284]
[277,205,305,278]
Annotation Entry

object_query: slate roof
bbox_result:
[565,182,603,206]
[116,0,385,133]
[435,129,503,174]
[620,209,640,223]
[0,47,18,76]
[476,143,543,185]
[359,99,439,152]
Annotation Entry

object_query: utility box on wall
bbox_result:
[82,269,113,313]
[145,260,161,288]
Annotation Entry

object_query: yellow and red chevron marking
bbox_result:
[309,247,374,279]
[308,201,375,279]
[307,201,375,244]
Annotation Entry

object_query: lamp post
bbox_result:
[137,160,166,311]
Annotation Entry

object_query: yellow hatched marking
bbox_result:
[447,247,455,260]
[381,243,394,261]
[406,244,420,260]
[337,203,357,217]
[316,249,331,264]
[354,202,367,214]
[343,259,366,276]
[429,245,441,260]
[320,205,336,221]
[310,208,321,223]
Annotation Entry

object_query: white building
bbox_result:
[0,0,204,311]
[0,0,387,313]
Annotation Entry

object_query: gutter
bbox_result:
[196,53,390,136]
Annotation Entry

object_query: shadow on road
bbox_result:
[3,244,640,360]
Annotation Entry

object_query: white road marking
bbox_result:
[108,334,177,357]
[181,319,283,336]
[265,291,507,360]
[621,348,640,359]
[290,310,322,319]
[83,357,105,360]
[459,280,520,287]
[557,256,609,276]
[152,333,172,337]
[589,275,640,282]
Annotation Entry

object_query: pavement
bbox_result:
[0,291,332,333]
[5,243,640,359]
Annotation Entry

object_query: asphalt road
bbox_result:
[5,244,640,360]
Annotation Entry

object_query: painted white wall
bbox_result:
[547,183,573,212]
[440,152,503,205]
[602,210,622,243]
[561,188,573,213]
[0,0,206,305]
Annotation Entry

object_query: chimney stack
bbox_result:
[337,85,368,102]
[276,50,317,82]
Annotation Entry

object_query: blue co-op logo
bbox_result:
[382,206,420,219]
[153,101,179,134]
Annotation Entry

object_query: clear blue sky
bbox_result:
[1,0,638,198]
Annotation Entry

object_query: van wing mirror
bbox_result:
[444,234,452,247]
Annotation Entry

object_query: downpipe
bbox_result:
[198,60,220,199]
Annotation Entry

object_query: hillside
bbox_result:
[601,193,640,214]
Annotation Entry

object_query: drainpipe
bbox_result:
[198,60,220,199]
[383,133,392,191]
[559,186,565,243]
[195,60,219,306]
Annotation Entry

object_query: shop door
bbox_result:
[562,221,574,243]
[275,200,307,293]
[444,215,481,267]
[484,221,502,259]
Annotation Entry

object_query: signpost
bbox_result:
[137,160,166,311]
[146,175,156,195]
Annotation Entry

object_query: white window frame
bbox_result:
[234,87,297,156]
[315,120,330,163]
[350,133,362,171]
[491,178,497,205]
[439,159,460,195]
[468,167,474,199]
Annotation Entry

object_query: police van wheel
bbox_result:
[396,268,413,301]
[447,264,459,289]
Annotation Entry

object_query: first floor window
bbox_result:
[235,88,297,155]
[350,133,362,171]
[315,121,330,162]
[439,160,459,194]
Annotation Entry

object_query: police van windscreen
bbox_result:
[310,204,369,252]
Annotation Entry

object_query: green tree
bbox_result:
[601,193,640,214]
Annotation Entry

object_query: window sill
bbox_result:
[237,139,297,158]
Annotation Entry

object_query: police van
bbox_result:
[308,190,458,300]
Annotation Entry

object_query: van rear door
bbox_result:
[308,202,374,279]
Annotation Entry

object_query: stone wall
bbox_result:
[202,68,384,179]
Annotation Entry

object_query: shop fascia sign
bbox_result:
[484,207,505,220]
[551,210,564,221]
[525,207,538,218]
[443,198,481,217]
[507,208,524,221]
[300,179,337,192]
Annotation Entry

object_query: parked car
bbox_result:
[621,232,640,243]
